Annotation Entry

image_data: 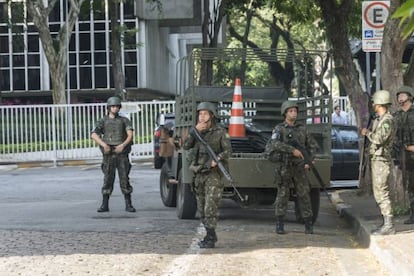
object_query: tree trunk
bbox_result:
[381,0,408,207]
[110,0,126,100]
[382,0,407,108]
[317,0,371,193]
[26,0,85,104]
[199,0,228,85]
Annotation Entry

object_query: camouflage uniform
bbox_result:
[266,122,318,221]
[394,103,414,220]
[366,112,395,217]
[92,115,134,196]
[184,125,232,229]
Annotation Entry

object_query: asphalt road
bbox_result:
[0,162,198,234]
[0,162,387,275]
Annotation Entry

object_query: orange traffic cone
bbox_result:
[228,78,246,138]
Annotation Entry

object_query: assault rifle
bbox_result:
[360,113,376,178]
[190,127,245,202]
[286,135,326,189]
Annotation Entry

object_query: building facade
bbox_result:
[0,0,208,104]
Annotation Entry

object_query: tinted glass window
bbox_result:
[0,36,8,53]
[28,69,40,90]
[0,69,9,91]
[337,127,359,149]
[13,69,25,90]
[28,35,39,52]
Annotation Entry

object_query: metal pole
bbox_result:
[366,52,371,95]
[375,52,381,91]
[66,0,70,104]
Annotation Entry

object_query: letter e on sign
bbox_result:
[364,1,389,28]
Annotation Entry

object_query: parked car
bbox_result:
[331,124,360,180]
[153,113,175,169]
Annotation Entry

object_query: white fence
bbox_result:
[0,96,351,165]
[0,101,175,164]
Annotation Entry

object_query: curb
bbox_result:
[0,158,154,170]
[331,191,414,276]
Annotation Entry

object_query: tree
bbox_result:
[109,0,126,100]
[26,0,86,104]
[316,0,414,205]
[199,0,230,85]
[392,0,414,39]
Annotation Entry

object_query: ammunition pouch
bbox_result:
[266,151,286,163]
[189,162,211,174]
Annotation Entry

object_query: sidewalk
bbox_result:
[331,189,414,276]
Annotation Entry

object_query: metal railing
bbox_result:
[0,97,352,165]
[0,101,175,164]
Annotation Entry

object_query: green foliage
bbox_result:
[392,0,414,39]
[393,203,410,217]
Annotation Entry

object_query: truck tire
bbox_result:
[154,155,164,169]
[176,170,197,219]
[295,188,320,224]
[159,163,177,207]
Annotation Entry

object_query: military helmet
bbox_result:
[372,90,391,105]
[396,85,414,97]
[107,96,122,108]
[197,102,217,117]
[280,100,298,115]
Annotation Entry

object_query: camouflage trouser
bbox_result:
[405,155,414,205]
[101,152,133,195]
[371,159,393,217]
[194,169,224,229]
[274,164,312,219]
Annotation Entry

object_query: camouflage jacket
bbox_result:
[92,115,133,146]
[367,112,395,161]
[183,124,232,168]
[265,121,318,166]
[394,104,414,148]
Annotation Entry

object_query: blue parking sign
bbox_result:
[364,30,373,38]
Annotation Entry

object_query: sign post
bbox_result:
[362,1,390,52]
[362,1,390,92]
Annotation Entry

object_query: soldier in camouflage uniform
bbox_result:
[265,101,318,234]
[184,102,232,248]
[91,96,136,213]
[361,90,395,235]
[393,86,414,224]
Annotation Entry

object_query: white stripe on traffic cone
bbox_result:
[228,78,246,138]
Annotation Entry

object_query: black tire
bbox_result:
[154,155,164,169]
[159,163,177,207]
[176,170,197,219]
[295,188,320,224]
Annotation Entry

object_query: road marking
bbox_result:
[161,224,204,276]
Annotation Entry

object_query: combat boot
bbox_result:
[304,218,314,234]
[198,228,216,248]
[404,203,414,224]
[275,216,285,234]
[372,216,395,235]
[124,194,136,212]
[97,194,110,212]
[371,217,384,233]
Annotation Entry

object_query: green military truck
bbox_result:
[159,48,333,223]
